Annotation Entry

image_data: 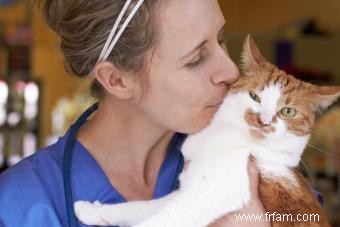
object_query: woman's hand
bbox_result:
[209,157,271,227]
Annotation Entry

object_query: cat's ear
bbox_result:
[240,35,268,75]
[311,86,340,110]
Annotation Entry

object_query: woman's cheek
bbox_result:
[182,109,215,133]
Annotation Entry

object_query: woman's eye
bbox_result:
[249,91,261,103]
[280,107,297,118]
[185,55,204,68]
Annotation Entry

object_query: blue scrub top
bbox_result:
[0,129,185,227]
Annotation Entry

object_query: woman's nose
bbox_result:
[211,49,240,85]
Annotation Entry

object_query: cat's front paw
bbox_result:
[74,200,110,226]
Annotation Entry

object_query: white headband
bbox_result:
[97,0,145,63]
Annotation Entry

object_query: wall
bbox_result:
[218,0,340,85]
[0,2,26,24]
[218,0,340,33]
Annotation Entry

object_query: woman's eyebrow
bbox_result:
[180,24,226,61]
[181,40,207,60]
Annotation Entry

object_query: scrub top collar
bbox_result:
[56,128,186,204]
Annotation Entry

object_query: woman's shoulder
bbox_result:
[0,136,66,193]
[0,139,67,226]
[0,138,64,186]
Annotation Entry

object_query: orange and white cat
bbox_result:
[75,35,336,227]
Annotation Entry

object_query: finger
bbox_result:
[247,156,260,197]
[184,160,190,170]
[247,155,259,177]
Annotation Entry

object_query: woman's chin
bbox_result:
[185,113,217,134]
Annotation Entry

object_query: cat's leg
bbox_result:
[133,182,250,227]
[74,192,177,226]
[134,152,251,227]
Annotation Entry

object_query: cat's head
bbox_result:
[214,35,340,170]
[216,35,340,147]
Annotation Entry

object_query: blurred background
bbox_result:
[0,0,339,225]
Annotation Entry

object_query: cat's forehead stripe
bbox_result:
[283,80,303,94]
[260,84,282,117]
[271,73,283,85]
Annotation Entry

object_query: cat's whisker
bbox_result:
[306,143,340,158]
[300,159,316,187]
[310,129,332,137]
[306,143,331,155]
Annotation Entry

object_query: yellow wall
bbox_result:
[218,0,340,33]
[0,2,26,24]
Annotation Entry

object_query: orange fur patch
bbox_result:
[259,171,330,227]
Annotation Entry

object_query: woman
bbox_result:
[0,0,270,226]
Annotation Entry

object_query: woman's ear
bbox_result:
[93,62,136,100]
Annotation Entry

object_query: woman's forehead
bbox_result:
[155,0,225,59]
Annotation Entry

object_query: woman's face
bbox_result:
[133,0,239,134]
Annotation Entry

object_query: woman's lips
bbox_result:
[206,88,228,109]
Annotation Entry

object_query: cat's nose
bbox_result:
[257,113,271,127]
[257,118,268,128]
[261,112,272,124]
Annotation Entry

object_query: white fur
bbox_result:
[75,85,309,227]
[259,84,281,125]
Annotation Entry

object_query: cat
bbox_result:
[74,35,336,227]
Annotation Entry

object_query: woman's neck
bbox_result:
[76,99,174,186]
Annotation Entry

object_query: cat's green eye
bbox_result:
[280,107,297,118]
[249,91,261,103]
